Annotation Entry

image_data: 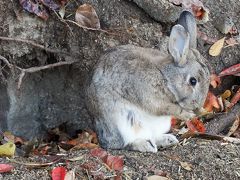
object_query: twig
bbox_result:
[0,55,13,68]
[17,60,78,89]
[181,132,240,144]
[205,103,240,134]
[0,55,78,89]
[8,156,62,168]
[65,20,119,36]
[0,36,73,56]
[53,10,74,36]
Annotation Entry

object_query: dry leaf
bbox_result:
[179,161,193,171]
[209,37,226,56]
[210,74,221,88]
[186,118,206,133]
[203,91,220,112]
[147,175,169,180]
[227,116,240,137]
[64,169,75,180]
[105,155,124,171]
[71,143,98,150]
[75,4,100,29]
[221,90,231,100]
[90,148,124,171]
[0,142,16,157]
[59,6,66,19]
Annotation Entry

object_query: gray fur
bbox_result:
[86,12,210,151]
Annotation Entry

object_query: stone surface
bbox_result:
[0,0,239,143]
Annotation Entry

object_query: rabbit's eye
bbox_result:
[189,77,197,86]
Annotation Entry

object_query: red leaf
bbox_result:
[90,148,108,160]
[171,116,177,128]
[219,63,240,77]
[186,118,206,133]
[0,164,14,173]
[51,166,66,180]
[203,91,220,112]
[105,155,124,171]
[90,148,124,171]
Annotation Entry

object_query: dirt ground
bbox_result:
[0,138,240,179]
[0,0,240,179]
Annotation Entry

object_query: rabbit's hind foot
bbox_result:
[156,134,179,148]
[125,139,158,153]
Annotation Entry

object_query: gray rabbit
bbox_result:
[86,11,210,152]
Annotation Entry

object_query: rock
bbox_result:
[132,0,182,23]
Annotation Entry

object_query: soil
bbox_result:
[0,0,240,179]
[1,139,240,179]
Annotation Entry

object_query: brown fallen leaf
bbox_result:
[203,91,220,112]
[147,175,169,180]
[67,130,98,146]
[221,90,231,100]
[210,74,221,88]
[209,37,226,56]
[71,143,98,150]
[186,118,206,133]
[179,161,193,171]
[75,4,100,29]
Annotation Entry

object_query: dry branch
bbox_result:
[205,103,240,134]
[181,132,240,144]
[17,60,78,89]
[66,20,119,36]
[0,55,78,89]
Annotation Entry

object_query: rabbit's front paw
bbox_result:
[156,134,179,147]
[125,139,158,153]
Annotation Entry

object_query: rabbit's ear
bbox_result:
[169,24,190,66]
[178,11,197,48]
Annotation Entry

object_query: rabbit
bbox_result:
[86,11,210,152]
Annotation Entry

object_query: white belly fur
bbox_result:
[116,103,172,146]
